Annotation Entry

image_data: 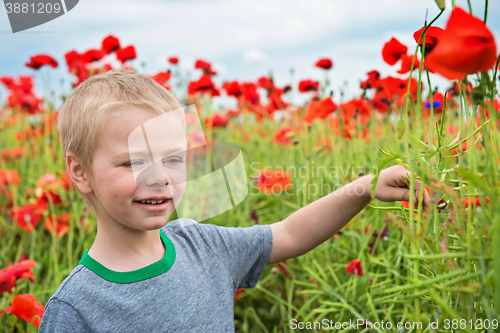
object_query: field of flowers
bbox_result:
[0,2,499,332]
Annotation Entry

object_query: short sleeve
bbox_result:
[193,222,273,289]
[38,298,90,332]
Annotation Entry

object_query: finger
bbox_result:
[414,179,431,212]
[399,170,420,188]
[399,172,411,187]
[422,185,431,212]
[391,187,410,203]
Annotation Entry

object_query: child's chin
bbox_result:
[145,214,172,228]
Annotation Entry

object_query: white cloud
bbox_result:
[253,0,281,14]
[243,49,268,64]
[237,29,259,42]
[1,0,499,109]
[284,18,306,33]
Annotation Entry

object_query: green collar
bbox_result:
[78,229,176,284]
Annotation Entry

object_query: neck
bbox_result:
[87,219,165,272]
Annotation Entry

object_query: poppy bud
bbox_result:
[471,87,486,107]
[396,119,406,139]
[437,198,448,212]
[434,0,445,10]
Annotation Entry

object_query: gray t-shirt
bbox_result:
[38,218,273,332]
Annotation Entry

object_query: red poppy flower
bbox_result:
[382,37,408,65]
[193,59,216,75]
[478,98,500,119]
[149,71,171,89]
[60,171,74,190]
[315,137,333,153]
[315,58,333,70]
[397,54,420,74]
[345,259,363,276]
[0,169,21,187]
[225,109,242,118]
[8,91,42,114]
[266,91,288,113]
[25,54,58,70]
[0,76,15,88]
[425,7,497,80]
[360,70,380,90]
[298,79,319,93]
[168,56,179,64]
[5,294,44,328]
[81,49,105,64]
[234,288,244,301]
[17,76,33,93]
[464,196,490,208]
[239,82,260,105]
[339,97,371,118]
[1,76,42,114]
[400,185,431,210]
[371,90,391,114]
[413,26,444,54]
[449,81,474,97]
[272,127,295,146]
[222,81,243,97]
[188,73,220,97]
[1,146,24,161]
[64,50,82,71]
[379,76,419,101]
[450,136,480,155]
[101,35,120,54]
[254,168,292,194]
[0,259,37,294]
[303,97,338,123]
[195,59,212,71]
[203,113,228,128]
[9,203,46,233]
[44,213,71,237]
[35,173,63,206]
[257,76,274,91]
[116,45,137,64]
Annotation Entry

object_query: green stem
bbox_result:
[484,0,489,23]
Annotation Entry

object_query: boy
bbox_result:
[38,69,430,332]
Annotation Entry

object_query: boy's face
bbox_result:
[88,106,187,231]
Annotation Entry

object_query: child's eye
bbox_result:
[163,158,182,165]
[123,158,182,168]
[123,160,144,167]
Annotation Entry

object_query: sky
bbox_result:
[0,0,499,110]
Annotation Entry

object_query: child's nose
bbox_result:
[137,160,172,188]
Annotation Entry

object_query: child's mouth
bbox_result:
[133,199,170,211]
[135,199,168,205]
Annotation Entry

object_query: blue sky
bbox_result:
[0,0,499,110]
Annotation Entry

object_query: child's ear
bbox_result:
[65,155,93,194]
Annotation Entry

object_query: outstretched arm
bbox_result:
[267,165,430,265]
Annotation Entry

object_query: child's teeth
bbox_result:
[139,200,165,204]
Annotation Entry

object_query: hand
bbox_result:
[371,165,431,212]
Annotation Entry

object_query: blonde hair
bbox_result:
[57,69,185,214]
